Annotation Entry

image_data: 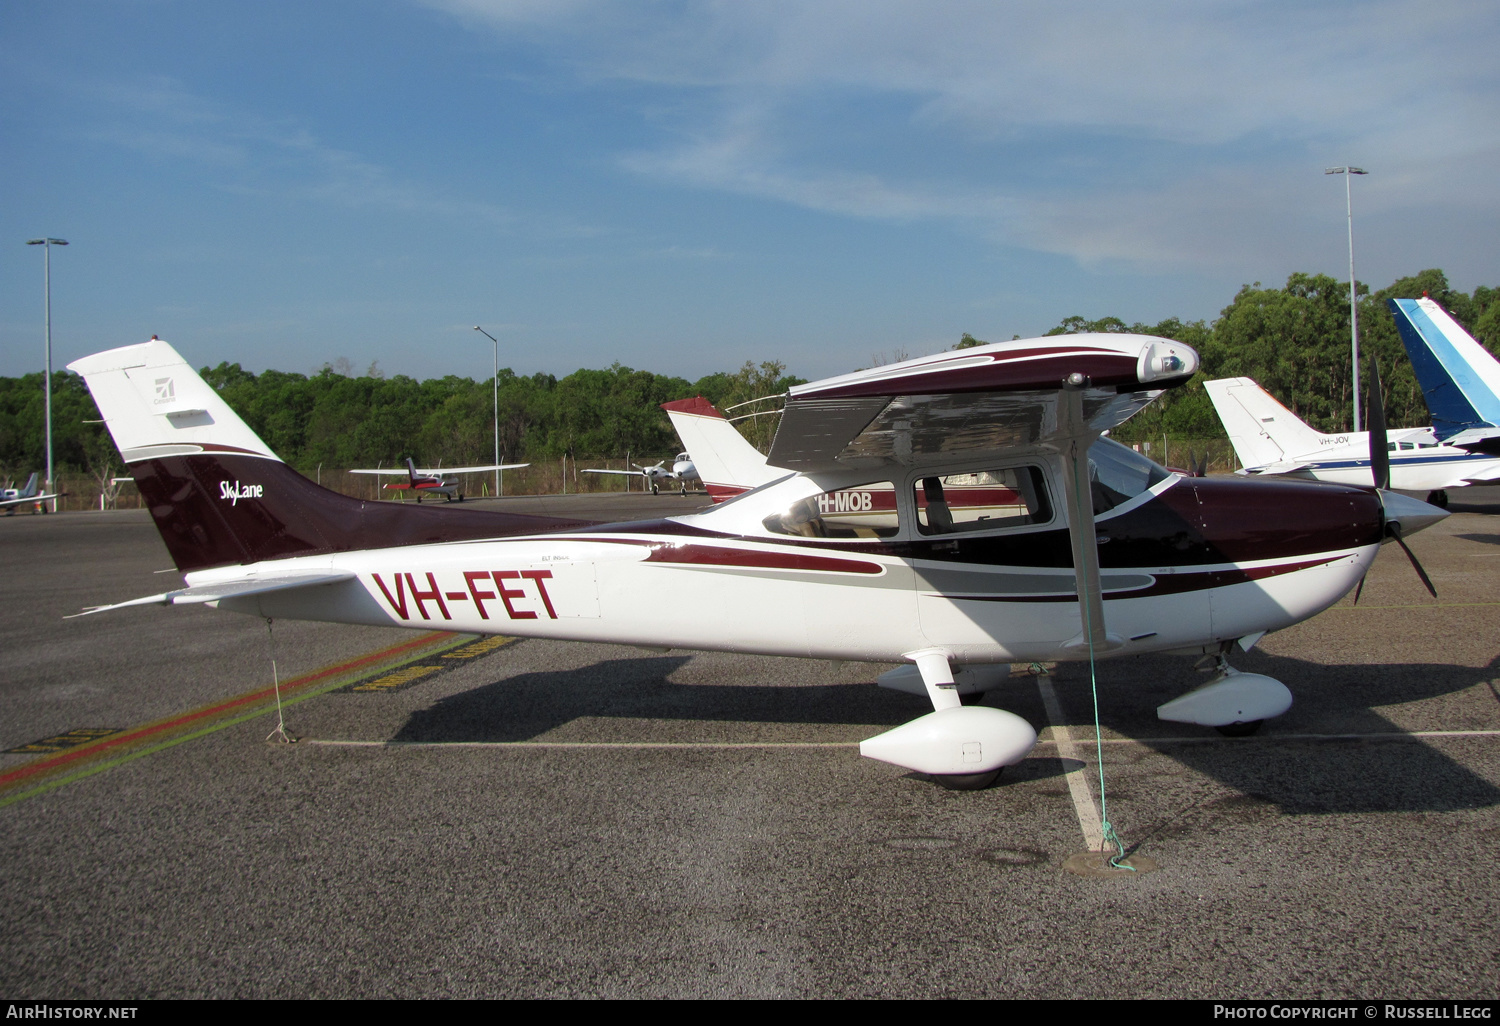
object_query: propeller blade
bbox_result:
[1352,572,1366,606]
[1367,355,1390,491]
[1389,526,1438,598]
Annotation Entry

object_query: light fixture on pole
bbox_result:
[1324,167,1368,432]
[26,237,68,512]
[473,325,502,497]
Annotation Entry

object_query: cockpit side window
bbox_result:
[913,466,1052,535]
[763,482,900,540]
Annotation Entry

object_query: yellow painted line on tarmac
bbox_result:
[0,630,487,809]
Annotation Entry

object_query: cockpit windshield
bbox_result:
[1088,437,1170,514]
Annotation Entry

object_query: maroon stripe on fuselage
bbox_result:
[644,543,883,575]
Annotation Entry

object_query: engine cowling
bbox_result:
[860,706,1037,775]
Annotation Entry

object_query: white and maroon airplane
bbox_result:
[68,335,1446,789]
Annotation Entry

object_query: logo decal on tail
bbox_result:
[154,377,176,404]
[218,481,265,505]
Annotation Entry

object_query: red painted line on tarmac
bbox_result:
[0,631,458,789]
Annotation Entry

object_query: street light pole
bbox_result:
[1324,167,1368,433]
[474,325,502,497]
[27,237,68,512]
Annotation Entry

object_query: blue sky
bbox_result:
[3,1,1497,384]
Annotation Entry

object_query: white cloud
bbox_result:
[426,0,1500,272]
[78,74,515,227]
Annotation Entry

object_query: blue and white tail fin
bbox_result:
[660,397,784,501]
[1389,297,1500,447]
[1202,378,1326,470]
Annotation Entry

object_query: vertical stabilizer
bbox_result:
[1203,378,1325,469]
[69,339,589,573]
[1389,297,1500,441]
[661,397,784,500]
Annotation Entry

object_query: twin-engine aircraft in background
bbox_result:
[1204,296,1500,508]
[581,454,700,495]
[69,335,1445,791]
[1,472,60,514]
[349,456,529,502]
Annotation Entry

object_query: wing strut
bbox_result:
[1057,379,1123,654]
[1056,378,1135,870]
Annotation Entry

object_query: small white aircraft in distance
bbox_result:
[1,472,60,515]
[70,335,1445,791]
[581,454,700,495]
[1203,377,1500,507]
[349,456,529,502]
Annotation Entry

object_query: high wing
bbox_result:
[766,334,1197,472]
[68,571,356,617]
[762,333,1198,654]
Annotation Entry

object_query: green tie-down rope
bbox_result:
[1073,452,1135,871]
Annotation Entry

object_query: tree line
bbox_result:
[0,267,1495,487]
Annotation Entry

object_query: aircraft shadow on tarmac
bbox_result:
[1455,532,1500,546]
[392,648,1500,815]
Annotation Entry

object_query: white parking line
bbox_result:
[304,728,1500,752]
[1033,673,1106,852]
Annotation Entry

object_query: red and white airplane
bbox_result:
[349,456,529,502]
[68,336,1445,789]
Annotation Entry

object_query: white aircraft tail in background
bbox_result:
[661,397,783,501]
[1202,379,1327,471]
[1204,376,1500,504]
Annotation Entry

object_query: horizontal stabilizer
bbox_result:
[69,571,356,617]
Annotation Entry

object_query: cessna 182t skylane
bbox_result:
[69,336,1446,789]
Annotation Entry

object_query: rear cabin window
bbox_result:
[913,466,1051,535]
[764,482,900,539]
